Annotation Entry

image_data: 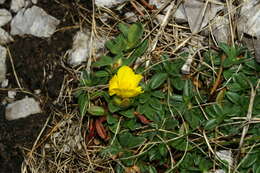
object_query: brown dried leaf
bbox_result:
[135,112,151,124]
[95,119,107,140]
[86,119,95,142]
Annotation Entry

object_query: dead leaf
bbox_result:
[86,119,95,142]
[95,118,108,140]
[134,112,151,124]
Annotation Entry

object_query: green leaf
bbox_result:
[241,153,258,168]
[198,158,212,171]
[213,104,224,116]
[123,40,148,66]
[171,76,185,91]
[101,140,122,157]
[170,137,191,151]
[108,102,121,113]
[127,23,143,49]
[164,118,179,130]
[92,56,113,67]
[105,35,127,54]
[148,166,157,173]
[183,79,193,98]
[223,68,237,80]
[118,23,129,37]
[148,147,161,161]
[108,123,118,133]
[219,43,230,56]
[151,90,165,99]
[253,163,260,173]
[87,105,105,116]
[123,119,141,130]
[184,109,201,129]
[149,98,162,111]
[95,70,110,77]
[119,132,146,149]
[138,104,159,122]
[227,82,244,92]
[138,93,151,104]
[121,151,135,166]
[226,91,241,104]
[107,114,118,124]
[119,109,135,118]
[204,119,218,130]
[115,164,124,173]
[158,143,167,157]
[78,93,89,116]
[80,71,92,86]
[149,73,168,90]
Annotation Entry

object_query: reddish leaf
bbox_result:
[134,112,151,124]
[95,119,108,140]
[86,119,95,142]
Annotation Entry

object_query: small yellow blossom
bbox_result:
[109,66,143,98]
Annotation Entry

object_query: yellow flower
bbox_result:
[109,66,143,98]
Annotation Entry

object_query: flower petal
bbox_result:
[108,66,143,98]
[108,75,118,96]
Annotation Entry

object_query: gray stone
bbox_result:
[0,45,6,84]
[0,9,12,27]
[0,0,6,4]
[5,97,42,120]
[237,0,260,37]
[212,16,230,44]
[68,30,107,66]
[184,0,223,33]
[11,6,60,37]
[0,28,14,45]
[11,0,30,12]
[95,0,128,8]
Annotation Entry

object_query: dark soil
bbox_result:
[0,1,86,172]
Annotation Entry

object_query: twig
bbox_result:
[130,1,145,16]
[210,54,226,95]
[234,79,260,171]
[146,0,183,67]
[139,0,156,10]
[7,47,22,89]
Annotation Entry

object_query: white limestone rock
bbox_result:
[212,16,230,44]
[216,150,233,166]
[5,97,42,121]
[95,0,128,8]
[0,9,12,27]
[8,91,16,99]
[173,3,187,23]
[0,28,14,45]
[150,1,188,23]
[68,31,89,66]
[68,30,106,66]
[11,0,30,12]
[11,6,60,37]
[184,0,223,33]
[237,0,260,37]
[0,45,6,84]
[0,0,6,4]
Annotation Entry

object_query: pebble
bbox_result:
[5,97,42,121]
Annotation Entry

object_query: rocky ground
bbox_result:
[0,0,259,173]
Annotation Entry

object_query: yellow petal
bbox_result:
[108,75,119,96]
[108,66,143,98]
[117,66,135,87]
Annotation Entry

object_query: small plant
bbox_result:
[76,22,260,173]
